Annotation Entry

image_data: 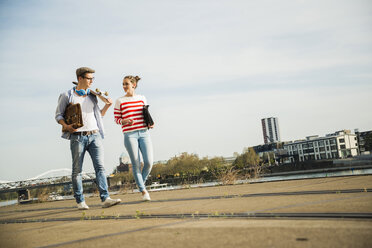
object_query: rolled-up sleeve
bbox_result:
[55,93,68,123]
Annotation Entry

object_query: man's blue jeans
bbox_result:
[124,129,154,192]
[70,133,109,203]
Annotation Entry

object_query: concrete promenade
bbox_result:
[0,175,371,248]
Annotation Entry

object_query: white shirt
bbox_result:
[72,93,99,132]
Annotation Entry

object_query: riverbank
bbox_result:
[2,165,372,208]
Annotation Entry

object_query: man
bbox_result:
[55,67,121,210]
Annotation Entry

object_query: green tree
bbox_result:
[151,162,168,179]
[233,147,260,169]
[200,156,225,172]
[110,171,134,185]
[171,153,203,175]
[262,151,275,165]
[151,153,204,178]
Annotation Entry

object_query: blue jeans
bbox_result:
[70,133,109,203]
[124,129,154,192]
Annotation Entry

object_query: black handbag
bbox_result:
[143,105,154,128]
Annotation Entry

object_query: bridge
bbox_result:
[0,168,97,193]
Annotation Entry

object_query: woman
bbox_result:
[114,75,154,201]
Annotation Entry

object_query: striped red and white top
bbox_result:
[114,95,148,133]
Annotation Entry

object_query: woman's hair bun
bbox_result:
[124,75,141,88]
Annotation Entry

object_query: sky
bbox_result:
[0,0,371,182]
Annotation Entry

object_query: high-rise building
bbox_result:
[261,117,281,144]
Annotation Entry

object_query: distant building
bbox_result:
[252,142,283,154]
[252,142,286,165]
[261,117,281,144]
[355,129,372,155]
[116,162,130,173]
[115,153,131,173]
[283,130,359,163]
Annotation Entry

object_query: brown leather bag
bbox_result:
[63,103,83,131]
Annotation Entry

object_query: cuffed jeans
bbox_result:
[124,129,154,192]
[70,133,109,203]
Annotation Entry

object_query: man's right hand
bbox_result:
[62,124,77,133]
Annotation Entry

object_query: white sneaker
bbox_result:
[77,201,89,210]
[102,197,121,208]
[142,191,151,201]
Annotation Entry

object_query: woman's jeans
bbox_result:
[124,129,153,192]
[70,133,109,203]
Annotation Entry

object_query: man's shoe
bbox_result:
[142,191,151,201]
[102,197,121,208]
[77,201,89,210]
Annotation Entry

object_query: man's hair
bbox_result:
[76,67,95,80]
